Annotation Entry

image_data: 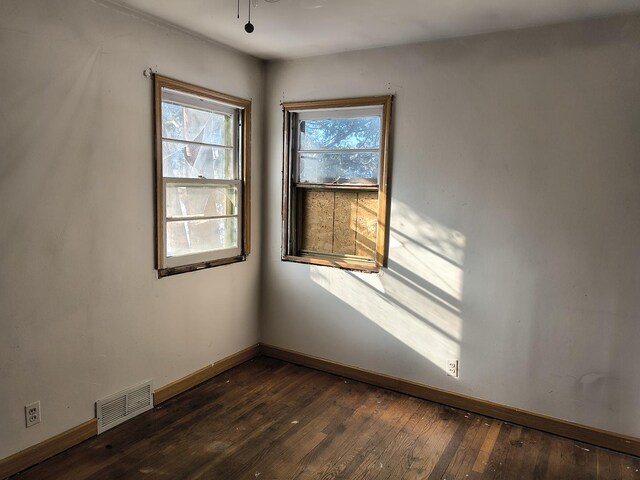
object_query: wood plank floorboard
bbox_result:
[11,357,640,480]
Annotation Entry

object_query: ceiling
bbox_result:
[106,0,640,59]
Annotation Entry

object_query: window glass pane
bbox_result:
[298,152,379,184]
[167,217,238,257]
[163,141,234,179]
[299,117,380,150]
[162,102,232,146]
[166,185,237,219]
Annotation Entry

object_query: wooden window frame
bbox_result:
[154,75,251,278]
[281,96,393,273]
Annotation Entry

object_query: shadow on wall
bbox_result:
[310,200,465,373]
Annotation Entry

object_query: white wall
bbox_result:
[262,15,640,437]
[0,0,263,458]
[1,1,639,462]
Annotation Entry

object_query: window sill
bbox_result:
[282,254,380,273]
[158,255,246,278]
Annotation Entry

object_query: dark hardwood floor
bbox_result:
[14,357,640,479]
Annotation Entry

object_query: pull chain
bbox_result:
[245,0,254,33]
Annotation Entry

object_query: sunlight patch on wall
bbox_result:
[391,202,466,302]
[311,266,457,368]
[311,202,465,372]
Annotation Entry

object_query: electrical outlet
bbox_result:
[447,359,459,378]
[25,401,41,428]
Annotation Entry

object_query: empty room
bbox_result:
[1,0,640,478]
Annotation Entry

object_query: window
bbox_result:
[282,96,393,272]
[154,75,251,277]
